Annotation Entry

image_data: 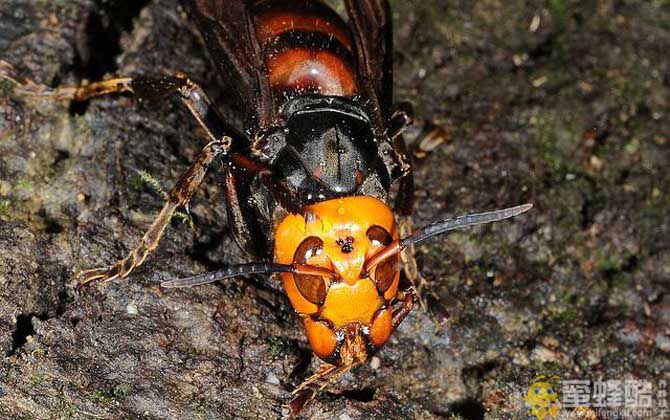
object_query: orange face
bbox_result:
[274,196,400,364]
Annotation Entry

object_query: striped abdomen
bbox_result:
[254,0,360,100]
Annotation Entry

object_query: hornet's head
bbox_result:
[274,196,399,364]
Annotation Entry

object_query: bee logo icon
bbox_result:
[524,375,561,420]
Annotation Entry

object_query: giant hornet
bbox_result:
[3,0,532,415]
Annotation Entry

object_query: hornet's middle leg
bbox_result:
[75,138,231,286]
[15,71,245,286]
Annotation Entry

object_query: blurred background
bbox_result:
[0,0,668,418]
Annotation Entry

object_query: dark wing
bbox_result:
[187,0,274,132]
[344,0,393,129]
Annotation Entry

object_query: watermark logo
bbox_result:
[524,375,561,420]
[561,379,663,418]
[523,376,668,419]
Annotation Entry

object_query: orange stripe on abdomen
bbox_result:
[256,9,353,52]
[267,48,358,97]
[254,0,359,98]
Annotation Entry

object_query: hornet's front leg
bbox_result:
[289,360,361,417]
[394,164,433,311]
[391,285,418,330]
[398,215,438,310]
[389,103,449,311]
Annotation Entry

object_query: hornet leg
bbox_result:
[289,363,359,417]
[0,63,242,286]
[392,286,418,330]
[2,63,236,142]
[406,118,449,160]
[397,211,451,326]
[390,106,449,312]
[387,103,449,161]
[395,171,433,311]
[74,138,232,286]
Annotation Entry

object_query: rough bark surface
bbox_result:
[0,0,668,419]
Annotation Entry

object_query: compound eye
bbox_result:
[293,236,327,305]
[366,225,392,248]
[366,226,397,293]
[374,254,398,294]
